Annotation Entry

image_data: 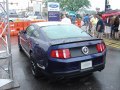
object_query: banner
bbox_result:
[48,2,60,21]
[48,11,60,21]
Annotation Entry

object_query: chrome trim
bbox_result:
[37,63,45,70]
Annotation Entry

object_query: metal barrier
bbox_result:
[0,0,19,89]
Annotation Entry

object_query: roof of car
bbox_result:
[33,21,72,27]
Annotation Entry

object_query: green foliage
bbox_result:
[45,0,91,11]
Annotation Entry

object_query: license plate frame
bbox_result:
[81,61,92,70]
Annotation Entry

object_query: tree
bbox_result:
[45,0,91,11]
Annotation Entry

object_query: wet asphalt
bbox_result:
[10,36,120,90]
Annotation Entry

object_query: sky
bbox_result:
[89,0,120,11]
[8,0,120,11]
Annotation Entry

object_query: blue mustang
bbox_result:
[18,22,106,78]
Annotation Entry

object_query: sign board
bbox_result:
[48,2,60,11]
[48,11,60,21]
[48,2,60,21]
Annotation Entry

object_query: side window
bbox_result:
[33,30,40,38]
[26,26,35,36]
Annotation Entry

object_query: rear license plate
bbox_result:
[81,61,92,70]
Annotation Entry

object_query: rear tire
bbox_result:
[30,53,43,78]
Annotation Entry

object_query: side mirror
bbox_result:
[21,30,26,34]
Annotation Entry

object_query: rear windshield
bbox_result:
[41,24,90,40]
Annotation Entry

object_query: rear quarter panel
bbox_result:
[31,38,50,67]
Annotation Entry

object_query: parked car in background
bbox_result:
[18,22,106,79]
[9,14,19,22]
[26,15,45,21]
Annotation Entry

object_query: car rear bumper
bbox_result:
[40,52,106,78]
[45,63,105,78]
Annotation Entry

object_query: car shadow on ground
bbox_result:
[34,73,102,90]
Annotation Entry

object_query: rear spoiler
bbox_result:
[48,37,103,46]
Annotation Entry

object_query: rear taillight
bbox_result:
[96,43,106,53]
[50,49,71,59]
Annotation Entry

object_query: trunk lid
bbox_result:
[48,37,104,58]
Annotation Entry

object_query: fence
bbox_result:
[0,20,46,36]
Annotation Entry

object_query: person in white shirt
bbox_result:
[90,15,98,36]
[61,14,72,24]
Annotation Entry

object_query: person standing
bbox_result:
[96,14,105,39]
[104,16,111,39]
[113,16,120,40]
[75,15,81,28]
[90,15,98,36]
[61,14,72,24]
[110,16,116,39]
[83,14,90,32]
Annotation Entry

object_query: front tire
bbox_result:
[18,37,23,51]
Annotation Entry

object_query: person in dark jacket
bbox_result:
[110,16,115,38]
[96,13,105,39]
[113,16,120,39]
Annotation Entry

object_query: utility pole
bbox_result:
[105,0,110,12]
[28,2,29,12]
[105,0,107,12]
